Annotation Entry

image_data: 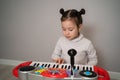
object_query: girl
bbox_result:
[51,8,97,65]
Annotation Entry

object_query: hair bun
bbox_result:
[79,8,85,15]
[59,8,64,15]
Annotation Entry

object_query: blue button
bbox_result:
[84,71,91,75]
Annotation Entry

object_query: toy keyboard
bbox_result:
[12,61,110,80]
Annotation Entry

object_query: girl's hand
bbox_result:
[54,58,64,64]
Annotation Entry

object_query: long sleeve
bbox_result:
[87,42,98,65]
[51,38,62,60]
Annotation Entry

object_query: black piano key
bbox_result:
[65,65,67,69]
[53,64,56,68]
[68,65,70,69]
[56,64,59,68]
[44,64,47,67]
[83,66,85,71]
[33,63,36,67]
[41,64,44,67]
[86,67,88,71]
[61,65,64,69]
[90,67,92,71]
[77,66,79,70]
[36,63,39,67]
[48,64,50,68]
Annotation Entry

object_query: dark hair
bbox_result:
[59,8,85,27]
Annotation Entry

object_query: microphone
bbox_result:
[68,49,77,66]
[68,49,77,76]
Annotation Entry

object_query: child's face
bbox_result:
[61,20,80,40]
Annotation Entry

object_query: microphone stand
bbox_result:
[68,49,77,79]
[71,63,74,80]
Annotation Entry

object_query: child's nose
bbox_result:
[65,31,69,35]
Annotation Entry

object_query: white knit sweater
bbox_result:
[51,34,97,65]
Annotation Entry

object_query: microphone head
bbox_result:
[68,49,77,56]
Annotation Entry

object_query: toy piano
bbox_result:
[12,49,110,80]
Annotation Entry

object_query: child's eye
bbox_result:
[68,27,74,31]
[62,28,66,31]
[69,29,73,31]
